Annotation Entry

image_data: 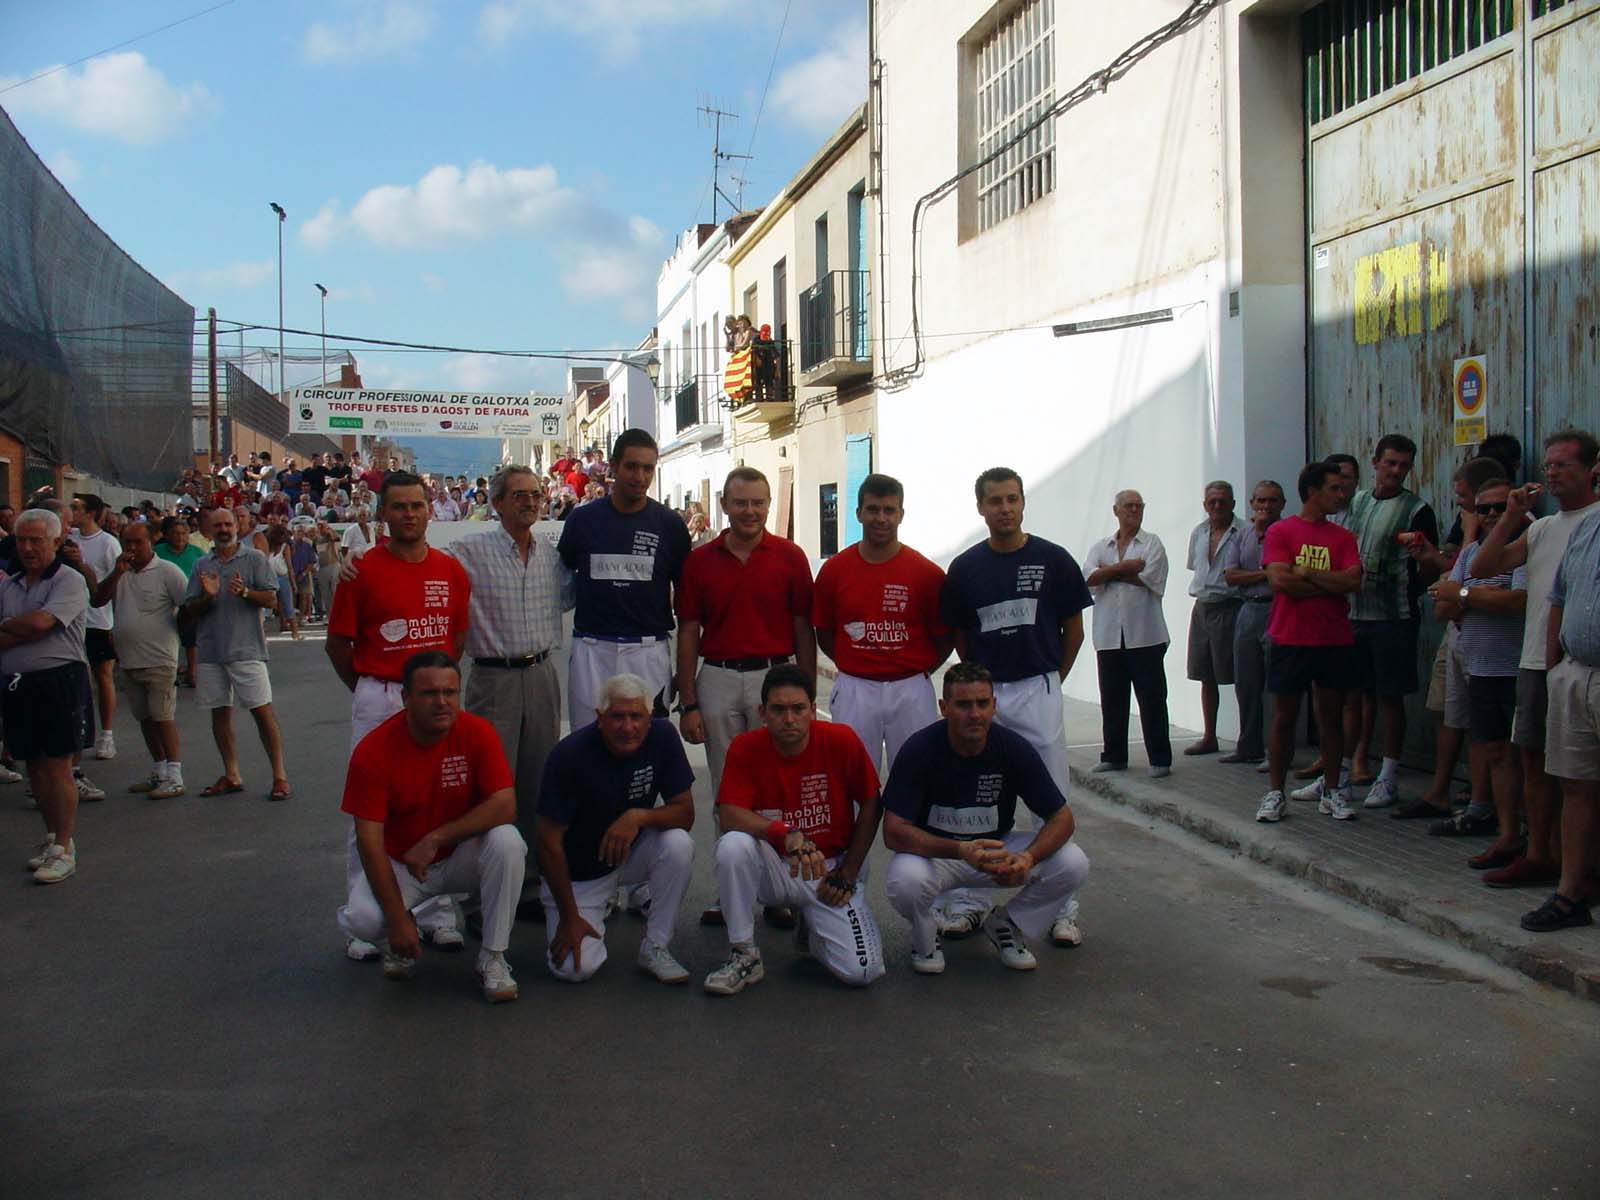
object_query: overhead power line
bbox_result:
[0,0,242,96]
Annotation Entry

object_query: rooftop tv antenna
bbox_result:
[698,98,751,224]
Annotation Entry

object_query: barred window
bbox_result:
[976,0,1055,232]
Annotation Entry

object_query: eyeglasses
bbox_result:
[1475,502,1508,515]
[506,490,540,503]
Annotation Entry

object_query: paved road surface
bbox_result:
[4,638,1597,1197]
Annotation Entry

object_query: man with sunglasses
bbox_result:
[1431,479,1528,874]
[1468,430,1600,893]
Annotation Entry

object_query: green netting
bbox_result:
[0,105,194,491]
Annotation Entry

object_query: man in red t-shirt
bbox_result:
[338,652,526,1003]
[675,465,816,926]
[703,664,885,995]
[327,470,471,958]
[1255,461,1363,824]
[813,473,952,775]
[360,453,389,496]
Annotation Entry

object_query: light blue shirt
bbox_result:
[1187,518,1242,602]
[1550,509,1600,668]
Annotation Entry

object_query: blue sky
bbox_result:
[1,0,866,472]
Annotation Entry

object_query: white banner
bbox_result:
[289,387,564,438]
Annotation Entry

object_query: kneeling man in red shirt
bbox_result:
[339,650,527,1003]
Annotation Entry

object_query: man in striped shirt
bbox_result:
[447,465,574,860]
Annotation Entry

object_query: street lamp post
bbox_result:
[269,202,286,407]
[315,283,328,386]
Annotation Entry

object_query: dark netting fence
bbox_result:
[0,105,193,493]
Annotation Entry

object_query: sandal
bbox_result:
[1468,843,1524,871]
[1390,798,1454,821]
[200,777,245,796]
[268,779,292,802]
[1520,892,1594,933]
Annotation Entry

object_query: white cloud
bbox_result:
[0,52,213,145]
[477,0,739,58]
[164,259,276,295]
[46,150,82,185]
[769,21,867,136]
[328,282,379,303]
[298,160,666,309]
[419,271,448,292]
[301,0,434,64]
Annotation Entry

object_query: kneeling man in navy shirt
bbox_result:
[535,673,696,983]
[883,662,1090,974]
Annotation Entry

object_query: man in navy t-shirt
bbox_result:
[883,662,1089,975]
[937,466,1092,944]
[557,428,691,732]
[534,673,696,984]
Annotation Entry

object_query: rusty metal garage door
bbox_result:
[1302,0,1600,760]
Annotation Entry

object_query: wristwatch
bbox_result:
[675,701,699,715]
[1458,585,1470,607]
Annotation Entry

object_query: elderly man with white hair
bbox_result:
[534,673,696,984]
[0,508,96,883]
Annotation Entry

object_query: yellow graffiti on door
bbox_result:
[1353,240,1450,345]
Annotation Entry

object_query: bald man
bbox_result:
[1082,490,1172,776]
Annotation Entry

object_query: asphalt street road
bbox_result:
[5,636,1598,1198]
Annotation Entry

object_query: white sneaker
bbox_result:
[26,832,56,870]
[935,892,992,939]
[637,939,689,984]
[1289,777,1324,802]
[345,937,381,962]
[1319,787,1358,821]
[911,942,946,974]
[425,925,465,951]
[95,731,115,760]
[982,909,1037,971]
[380,943,417,980]
[75,775,106,801]
[150,779,186,799]
[0,763,23,784]
[1255,790,1288,822]
[1363,776,1400,809]
[129,771,163,794]
[703,945,764,995]
[477,954,519,1003]
[1051,909,1084,948]
[33,842,77,884]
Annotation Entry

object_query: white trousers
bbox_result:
[697,663,776,794]
[568,637,673,731]
[539,827,694,982]
[993,673,1070,794]
[886,834,1090,956]
[829,672,938,776]
[338,825,527,954]
[344,676,453,934]
[714,832,885,987]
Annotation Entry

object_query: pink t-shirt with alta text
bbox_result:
[1262,515,1360,647]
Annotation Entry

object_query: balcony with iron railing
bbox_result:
[729,337,796,424]
[798,270,872,387]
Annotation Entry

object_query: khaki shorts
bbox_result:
[1544,657,1600,782]
[120,665,177,722]
[197,660,272,711]
[1424,625,1470,731]
[1187,599,1241,684]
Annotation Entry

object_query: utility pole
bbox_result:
[207,307,219,466]
[269,201,286,408]
[698,101,751,223]
[315,283,328,385]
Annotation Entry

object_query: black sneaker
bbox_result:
[1519,893,1593,933]
[1428,810,1497,837]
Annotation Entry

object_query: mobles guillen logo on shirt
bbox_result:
[842,583,914,650]
[590,530,660,587]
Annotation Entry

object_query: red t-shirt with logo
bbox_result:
[1262,515,1360,647]
[341,711,513,862]
[812,544,950,679]
[327,544,470,680]
[716,720,878,858]
[676,531,815,659]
